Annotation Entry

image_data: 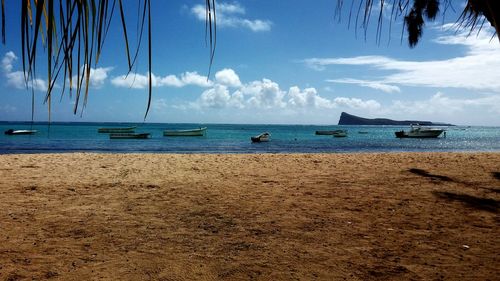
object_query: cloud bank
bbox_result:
[305,29,500,93]
[111,71,212,89]
[189,68,381,112]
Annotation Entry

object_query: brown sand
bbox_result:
[0,152,498,280]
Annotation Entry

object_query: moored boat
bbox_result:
[332,130,347,137]
[315,129,345,135]
[251,132,270,142]
[98,126,136,133]
[4,129,37,135]
[163,127,207,136]
[395,124,444,138]
[109,133,151,139]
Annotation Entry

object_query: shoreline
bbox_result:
[1,152,499,280]
[2,149,500,155]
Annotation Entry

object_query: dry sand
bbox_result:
[0,152,498,280]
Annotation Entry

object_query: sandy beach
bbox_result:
[0,152,498,280]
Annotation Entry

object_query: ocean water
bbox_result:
[0,122,499,154]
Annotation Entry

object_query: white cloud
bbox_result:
[215,68,241,87]
[240,19,272,32]
[199,85,233,108]
[190,68,381,112]
[2,51,16,72]
[70,66,113,89]
[1,52,47,91]
[244,79,286,109]
[111,73,150,89]
[333,97,381,110]
[390,92,500,116]
[2,52,112,92]
[111,71,212,89]
[159,75,183,87]
[181,72,212,87]
[305,28,500,93]
[287,86,334,109]
[191,2,272,32]
[328,78,401,93]
[218,2,245,14]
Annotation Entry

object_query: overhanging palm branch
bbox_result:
[0,0,217,121]
[335,0,499,47]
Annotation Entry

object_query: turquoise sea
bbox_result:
[1,122,499,154]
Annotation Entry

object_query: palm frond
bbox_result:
[335,0,499,47]
[1,1,218,120]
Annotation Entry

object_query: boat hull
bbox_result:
[316,130,345,135]
[109,133,151,139]
[251,136,269,142]
[395,130,443,138]
[333,132,347,137]
[251,132,270,142]
[163,127,207,136]
[98,126,136,133]
[4,129,37,135]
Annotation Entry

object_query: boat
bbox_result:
[109,133,151,139]
[163,127,207,136]
[358,131,369,134]
[251,132,270,143]
[395,124,444,138]
[315,129,346,135]
[332,130,348,138]
[4,129,37,135]
[98,126,136,133]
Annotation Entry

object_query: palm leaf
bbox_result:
[2,1,219,120]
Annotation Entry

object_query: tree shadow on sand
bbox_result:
[408,168,453,182]
[433,191,499,213]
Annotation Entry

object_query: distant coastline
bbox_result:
[338,112,454,126]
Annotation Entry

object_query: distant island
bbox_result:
[338,112,454,126]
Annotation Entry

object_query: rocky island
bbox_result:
[338,112,453,126]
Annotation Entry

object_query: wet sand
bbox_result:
[0,152,499,280]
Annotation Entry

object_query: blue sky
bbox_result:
[0,1,499,125]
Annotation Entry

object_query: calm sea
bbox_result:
[1,122,499,154]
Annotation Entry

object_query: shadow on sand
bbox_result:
[492,172,500,180]
[408,168,453,182]
[433,191,499,213]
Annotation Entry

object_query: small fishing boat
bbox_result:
[395,124,444,138]
[315,129,345,135]
[109,133,151,139]
[332,130,347,138]
[251,132,270,142]
[98,126,136,133]
[4,129,37,135]
[163,127,207,136]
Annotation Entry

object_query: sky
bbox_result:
[0,0,499,125]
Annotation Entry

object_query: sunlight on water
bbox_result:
[1,122,499,153]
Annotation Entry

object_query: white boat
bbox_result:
[395,124,444,138]
[251,132,270,142]
[163,127,207,136]
[4,129,37,135]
